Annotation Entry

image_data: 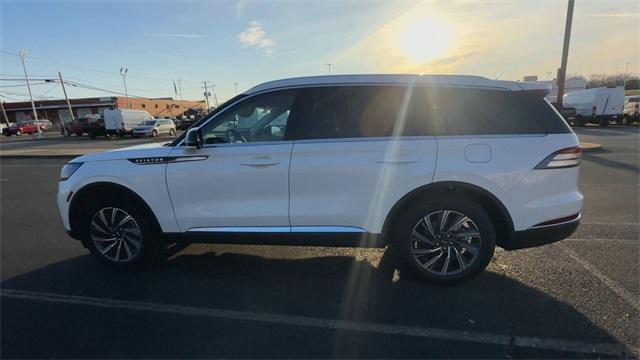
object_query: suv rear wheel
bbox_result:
[392,196,496,283]
[80,196,161,269]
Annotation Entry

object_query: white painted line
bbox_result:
[0,288,631,357]
[565,238,638,243]
[559,244,640,313]
[581,222,640,226]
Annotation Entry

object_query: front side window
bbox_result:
[200,90,295,144]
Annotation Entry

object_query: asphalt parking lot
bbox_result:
[1,126,638,358]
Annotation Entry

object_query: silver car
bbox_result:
[133,119,176,137]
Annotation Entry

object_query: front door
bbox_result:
[166,89,298,232]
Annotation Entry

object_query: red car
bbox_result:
[2,120,48,136]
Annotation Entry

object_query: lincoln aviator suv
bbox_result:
[58,74,582,283]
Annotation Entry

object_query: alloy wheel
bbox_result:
[410,210,481,276]
[90,207,142,263]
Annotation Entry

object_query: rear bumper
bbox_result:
[501,215,580,250]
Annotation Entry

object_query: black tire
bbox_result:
[79,195,162,270]
[598,117,608,127]
[89,131,97,139]
[15,129,23,136]
[390,196,496,284]
[151,129,158,138]
[169,128,176,137]
[621,115,629,126]
[117,130,124,139]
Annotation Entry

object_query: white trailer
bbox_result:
[104,109,154,137]
[563,86,625,126]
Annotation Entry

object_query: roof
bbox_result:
[246,74,551,94]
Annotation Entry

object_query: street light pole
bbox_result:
[19,49,42,138]
[120,67,130,108]
[556,0,574,109]
[326,63,333,75]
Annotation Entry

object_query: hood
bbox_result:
[71,142,172,163]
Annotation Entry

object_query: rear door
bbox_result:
[288,86,438,235]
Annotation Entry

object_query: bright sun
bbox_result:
[399,16,453,63]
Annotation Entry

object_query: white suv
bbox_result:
[57,75,583,283]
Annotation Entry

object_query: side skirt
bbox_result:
[162,232,387,248]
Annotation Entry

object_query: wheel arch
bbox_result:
[68,181,161,239]
[381,181,514,248]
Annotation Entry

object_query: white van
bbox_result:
[563,86,625,126]
[104,109,154,137]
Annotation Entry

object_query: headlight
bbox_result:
[60,162,83,181]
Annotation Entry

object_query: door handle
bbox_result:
[241,156,279,167]
[377,154,417,164]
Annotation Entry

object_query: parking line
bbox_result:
[0,288,631,357]
[559,244,640,313]
[565,238,638,243]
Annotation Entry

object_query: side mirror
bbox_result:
[185,127,202,148]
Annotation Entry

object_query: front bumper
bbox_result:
[501,215,580,250]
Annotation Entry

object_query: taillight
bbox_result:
[535,146,582,169]
[592,105,597,115]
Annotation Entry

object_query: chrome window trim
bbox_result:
[292,136,436,145]
[201,140,294,149]
[177,83,526,146]
[186,226,367,233]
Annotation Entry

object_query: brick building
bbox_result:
[1,97,206,126]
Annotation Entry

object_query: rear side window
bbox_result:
[414,87,570,135]
[294,86,425,140]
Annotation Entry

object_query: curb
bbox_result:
[580,142,603,152]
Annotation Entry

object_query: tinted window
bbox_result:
[414,87,570,135]
[295,86,424,140]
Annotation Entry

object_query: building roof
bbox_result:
[246,74,551,95]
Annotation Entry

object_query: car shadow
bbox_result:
[583,152,640,173]
[0,245,633,358]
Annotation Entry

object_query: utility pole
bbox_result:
[202,81,210,111]
[210,82,218,107]
[326,63,333,75]
[120,67,130,108]
[58,72,74,136]
[19,49,42,138]
[177,78,183,114]
[0,101,9,127]
[624,62,630,87]
[556,0,574,109]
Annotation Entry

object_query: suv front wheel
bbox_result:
[80,196,160,269]
[392,196,496,283]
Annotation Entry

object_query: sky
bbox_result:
[1,0,639,104]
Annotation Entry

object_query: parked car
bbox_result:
[176,116,197,130]
[58,74,582,283]
[104,109,154,137]
[564,86,625,126]
[132,119,176,137]
[67,118,90,136]
[622,96,639,124]
[2,120,47,136]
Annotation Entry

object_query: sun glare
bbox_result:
[399,16,453,64]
